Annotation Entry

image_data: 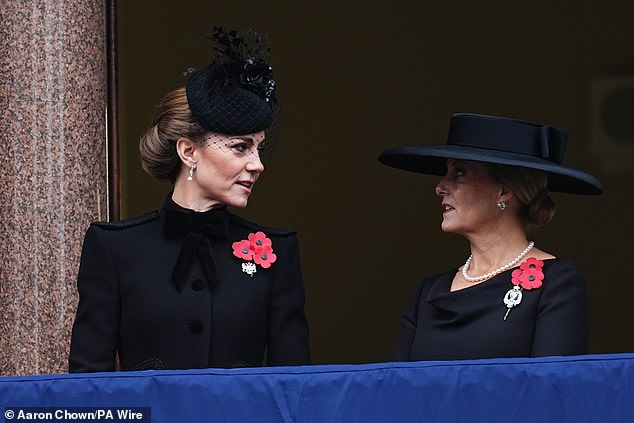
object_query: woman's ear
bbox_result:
[176,137,198,166]
[498,185,515,202]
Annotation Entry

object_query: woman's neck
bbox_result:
[464,232,530,275]
[171,182,223,212]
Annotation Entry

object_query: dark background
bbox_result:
[117,0,634,364]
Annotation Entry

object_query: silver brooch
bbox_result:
[503,285,523,320]
[241,262,257,277]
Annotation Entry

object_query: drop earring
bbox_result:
[497,200,507,210]
[187,164,196,181]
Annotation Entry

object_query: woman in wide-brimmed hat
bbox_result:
[69,27,310,372]
[379,113,602,361]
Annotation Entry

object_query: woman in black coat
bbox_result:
[69,28,310,372]
[379,113,602,361]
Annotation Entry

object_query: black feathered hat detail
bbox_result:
[185,27,278,136]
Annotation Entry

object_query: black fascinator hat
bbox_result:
[185,26,278,138]
[379,113,603,195]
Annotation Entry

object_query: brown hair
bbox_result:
[139,88,208,183]
[483,163,556,231]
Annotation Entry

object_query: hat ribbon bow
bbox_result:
[538,125,566,164]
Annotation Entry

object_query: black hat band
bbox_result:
[448,114,566,164]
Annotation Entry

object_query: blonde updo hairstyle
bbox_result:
[139,88,208,183]
[484,163,556,231]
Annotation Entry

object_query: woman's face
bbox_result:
[435,159,503,235]
[192,131,266,209]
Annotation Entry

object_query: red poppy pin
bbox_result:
[232,231,277,277]
[503,257,544,320]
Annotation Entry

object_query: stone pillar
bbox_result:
[0,1,107,375]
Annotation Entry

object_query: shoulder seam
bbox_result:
[91,210,159,229]
[230,214,296,236]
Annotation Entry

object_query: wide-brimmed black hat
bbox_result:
[185,27,277,136]
[378,113,603,195]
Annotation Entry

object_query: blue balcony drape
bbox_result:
[1,353,633,423]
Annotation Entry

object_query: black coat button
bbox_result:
[189,320,203,334]
[191,279,204,291]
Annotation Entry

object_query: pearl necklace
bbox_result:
[461,241,535,282]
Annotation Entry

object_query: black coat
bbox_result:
[69,199,310,372]
[392,259,588,361]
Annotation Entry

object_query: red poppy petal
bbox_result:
[232,239,255,260]
[524,268,544,281]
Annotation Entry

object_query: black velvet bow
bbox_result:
[164,207,230,292]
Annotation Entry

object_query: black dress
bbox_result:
[392,259,588,361]
[69,197,310,372]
